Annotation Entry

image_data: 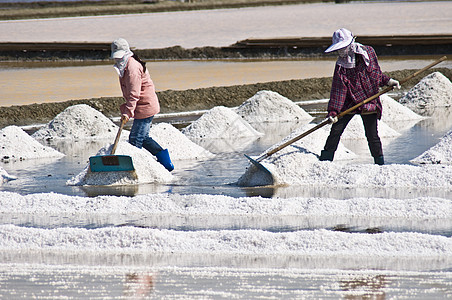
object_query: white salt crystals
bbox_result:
[0,125,64,162]
[182,106,263,140]
[236,90,313,123]
[32,104,121,140]
[399,71,452,113]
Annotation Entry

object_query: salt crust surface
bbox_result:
[0,125,64,162]
[399,72,452,112]
[32,104,122,140]
[67,142,173,186]
[149,123,214,160]
[182,106,263,140]
[236,90,313,123]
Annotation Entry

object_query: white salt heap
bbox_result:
[32,104,121,140]
[380,94,424,122]
[67,141,173,186]
[236,90,313,123]
[399,72,452,112]
[182,106,263,140]
[411,128,452,165]
[0,125,64,162]
[148,123,214,160]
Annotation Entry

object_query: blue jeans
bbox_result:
[128,116,163,156]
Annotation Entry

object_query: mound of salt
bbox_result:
[182,106,263,140]
[32,104,121,140]
[399,72,452,113]
[238,152,452,188]
[0,126,64,162]
[238,123,356,186]
[236,90,313,123]
[410,128,452,165]
[67,141,173,186]
[149,123,214,160]
[381,94,424,122]
[0,167,16,184]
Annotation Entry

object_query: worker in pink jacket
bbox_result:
[111,38,174,171]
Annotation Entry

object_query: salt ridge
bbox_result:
[0,225,450,258]
[1,191,450,219]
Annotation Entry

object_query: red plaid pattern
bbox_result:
[327,46,390,119]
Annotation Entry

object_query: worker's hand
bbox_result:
[388,78,401,89]
[327,111,338,123]
[121,114,129,123]
[328,116,338,124]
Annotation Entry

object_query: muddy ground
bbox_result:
[0,68,450,128]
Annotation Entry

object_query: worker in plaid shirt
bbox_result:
[319,28,401,165]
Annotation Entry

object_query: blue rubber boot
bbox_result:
[156,149,174,172]
[374,155,384,165]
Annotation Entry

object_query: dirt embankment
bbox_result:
[1,68,450,129]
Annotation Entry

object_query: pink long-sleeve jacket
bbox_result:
[119,57,160,120]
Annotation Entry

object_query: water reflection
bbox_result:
[341,275,387,300]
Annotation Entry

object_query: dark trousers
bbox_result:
[323,113,383,158]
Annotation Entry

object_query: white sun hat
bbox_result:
[111,38,130,59]
[325,28,354,53]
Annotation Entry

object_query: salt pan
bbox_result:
[236,90,313,123]
[32,104,121,140]
[411,128,452,165]
[380,94,424,122]
[182,106,263,140]
[399,72,452,113]
[149,123,213,160]
[0,125,64,162]
[67,141,173,186]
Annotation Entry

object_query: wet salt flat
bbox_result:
[1,72,452,298]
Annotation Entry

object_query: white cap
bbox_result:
[111,38,130,59]
[324,28,354,53]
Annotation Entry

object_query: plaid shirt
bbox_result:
[327,46,390,119]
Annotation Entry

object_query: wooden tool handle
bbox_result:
[111,117,127,155]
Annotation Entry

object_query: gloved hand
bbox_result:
[327,111,338,123]
[388,78,401,89]
[121,114,129,123]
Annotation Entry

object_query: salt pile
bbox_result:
[380,94,424,122]
[182,106,263,140]
[0,125,64,162]
[148,123,214,160]
[67,141,173,186]
[238,152,452,188]
[399,72,452,113]
[0,167,16,184]
[236,90,313,123]
[411,128,452,165]
[32,104,121,140]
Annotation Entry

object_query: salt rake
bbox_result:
[89,117,136,174]
[244,56,448,175]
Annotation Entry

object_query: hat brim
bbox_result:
[111,50,126,59]
[324,39,353,53]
